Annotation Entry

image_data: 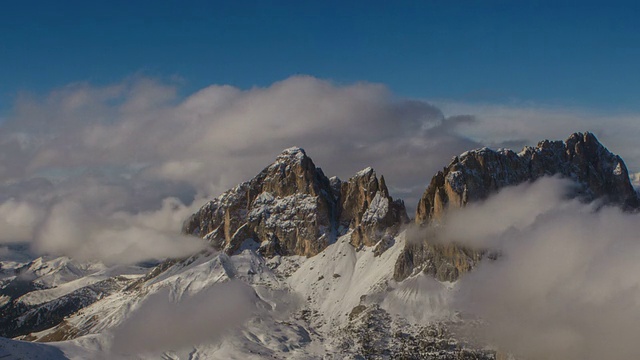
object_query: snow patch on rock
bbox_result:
[446,170,465,193]
[613,162,624,176]
[249,193,318,232]
[362,192,389,224]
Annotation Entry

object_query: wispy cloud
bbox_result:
[110,281,257,355]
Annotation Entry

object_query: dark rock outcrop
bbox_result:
[0,277,131,339]
[183,148,408,257]
[341,304,498,359]
[394,241,484,283]
[396,132,640,282]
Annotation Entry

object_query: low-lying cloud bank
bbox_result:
[438,177,640,360]
[2,75,640,265]
[109,280,302,356]
[110,281,257,355]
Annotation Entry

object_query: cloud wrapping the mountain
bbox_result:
[0,199,45,243]
[439,177,640,360]
[0,76,480,263]
[2,75,640,265]
[436,177,579,247]
[33,199,206,265]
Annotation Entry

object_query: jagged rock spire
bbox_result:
[416,131,638,224]
[183,148,408,257]
[397,132,640,282]
[182,146,337,257]
[338,167,409,253]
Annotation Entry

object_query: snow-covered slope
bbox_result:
[13,230,496,359]
[0,145,495,359]
[33,250,308,352]
[3,135,633,359]
[0,335,103,360]
[0,257,150,339]
[289,232,412,328]
[17,265,147,307]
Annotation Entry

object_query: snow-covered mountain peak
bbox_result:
[354,166,374,178]
[276,146,307,161]
[419,131,638,225]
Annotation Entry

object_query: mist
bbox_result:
[110,281,257,355]
[435,177,640,360]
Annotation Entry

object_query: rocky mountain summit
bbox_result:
[416,131,638,223]
[1,132,638,359]
[183,147,409,257]
[395,132,640,282]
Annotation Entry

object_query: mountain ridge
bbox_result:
[396,131,639,282]
[182,146,409,258]
[0,131,637,359]
[416,131,638,224]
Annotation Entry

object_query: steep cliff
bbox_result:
[183,148,408,257]
[396,132,640,281]
[338,168,410,254]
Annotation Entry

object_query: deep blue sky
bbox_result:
[2,1,639,112]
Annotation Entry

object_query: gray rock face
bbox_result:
[338,168,410,252]
[396,132,640,282]
[183,147,337,257]
[183,148,408,257]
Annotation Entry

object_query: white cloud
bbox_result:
[0,199,45,243]
[2,75,640,267]
[2,76,478,209]
[437,177,579,248]
[439,177,640,360]
[33,199,206,265]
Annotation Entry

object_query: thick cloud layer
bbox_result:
[436,177,579,248]
[33,199,206,265]
[438,177,640,360]
[2,76,479,202]
[2,75,640,265]
[0,173,207,264]
[0,76,482,263]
